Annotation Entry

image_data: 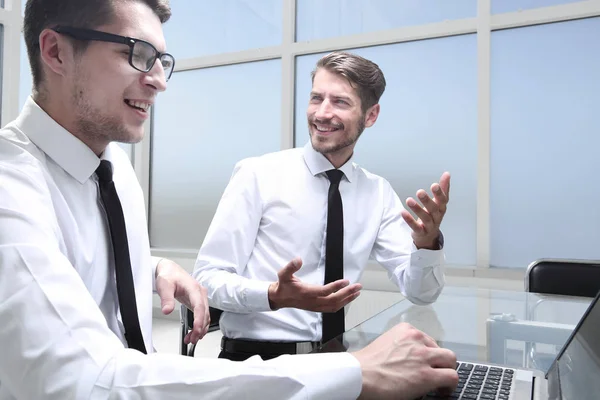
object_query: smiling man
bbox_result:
[194,51,452,362]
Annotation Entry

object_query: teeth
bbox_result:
[127,100,150,111]
[315,124,338,132]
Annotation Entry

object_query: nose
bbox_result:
[314,98,333,120]
[142,58,168,92]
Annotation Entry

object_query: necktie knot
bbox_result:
[96,160,113,182]
[326,169,344,185]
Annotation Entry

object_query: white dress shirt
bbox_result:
[194,143,445,342]
[0,97,362,400]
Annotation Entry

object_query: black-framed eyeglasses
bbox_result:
[52,26,175,81]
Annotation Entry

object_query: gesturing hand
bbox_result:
[401,172,451,250]
[268,257,362,312]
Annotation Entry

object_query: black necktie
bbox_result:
[322,169,345,343]
[96,160,147,354]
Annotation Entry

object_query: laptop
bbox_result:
[421,290,600,400]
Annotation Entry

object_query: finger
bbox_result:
[417,189,440,216]
[406,197,434,227]
[184,331,197,346]
[440,172,451,199]
[428,348,457,369]
[185,311,209,344]
[194,301,211,341]
[189,308,209,343]
[318,285,362,312]
[314,279,352,297]
[155,277,176,315]
[277,257,303,282]
[334,290,361,311]
[427,367,459,392]
[421,332,440,349]
[431,183,448,215]
[401,209,425,235]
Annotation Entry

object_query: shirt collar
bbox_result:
[15,96,102,184]
[302,141,356,183]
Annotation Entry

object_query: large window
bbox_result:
[490,17,600,268]
[164,0,282,58]
[296,0,476,42]
[150,60,282,249]
[491,0,584,14]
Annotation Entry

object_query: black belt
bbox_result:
[221,337,322,356]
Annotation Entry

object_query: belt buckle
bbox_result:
[295,341,320,354]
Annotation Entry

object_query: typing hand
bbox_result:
[401,172,450,250]
[267,257,362,311]
[352,322,458,400]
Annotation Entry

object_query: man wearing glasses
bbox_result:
[0,0,458,399]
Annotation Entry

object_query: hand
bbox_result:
[352,322,458,400]
[268,257,362,311]
[155,258,210,344]
[401,172,451,249]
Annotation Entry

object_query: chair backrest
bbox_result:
[187,306,222,331]
[525,258,600,298]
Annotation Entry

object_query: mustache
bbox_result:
[310,117,344,130]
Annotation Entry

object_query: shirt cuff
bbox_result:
[241,279,273,312]
[410,244,445,267]
[264,353,363,399]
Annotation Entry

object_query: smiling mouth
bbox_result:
[124,99,151,112]
[314,123,342,133]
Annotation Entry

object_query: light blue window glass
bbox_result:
[150,60,282,249]
[164,0,282,59]
[490,18,600,268]
[19,36,32,111]
[492,0,585,14]
[296,0,476,42]
[295,35,478,267]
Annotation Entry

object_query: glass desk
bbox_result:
[316,286,592,373]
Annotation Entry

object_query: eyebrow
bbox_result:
[310,91,354,103]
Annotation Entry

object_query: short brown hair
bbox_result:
[23,0,171,90]
[311,51,386,112]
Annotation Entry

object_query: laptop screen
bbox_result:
[548,291,600,400]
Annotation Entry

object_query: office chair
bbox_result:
[523,258,600,370]
[525,258,600,298]
[180,304,222,357]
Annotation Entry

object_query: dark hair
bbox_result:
[311,51,386,112]
[23,0,171,90]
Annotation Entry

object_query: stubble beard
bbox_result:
[72,80,137,146]
[309,116,366,155]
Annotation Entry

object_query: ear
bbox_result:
[364,103,380,128]
[38,29,74,78]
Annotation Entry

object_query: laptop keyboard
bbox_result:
[422,362,515,400]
